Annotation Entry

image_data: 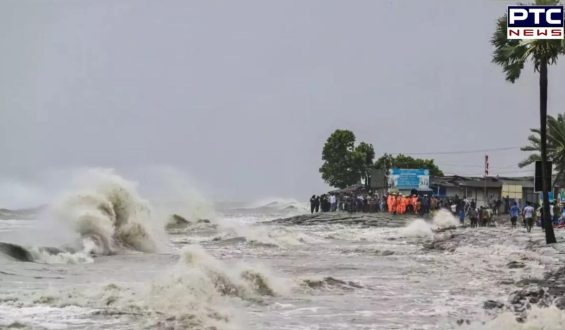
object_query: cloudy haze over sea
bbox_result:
[2,0,565,202]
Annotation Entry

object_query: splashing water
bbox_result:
[400,209,459,238]
[401,219,434,238]
[464,306,565,330]
[432,209,460,230]
[45,169,169,256]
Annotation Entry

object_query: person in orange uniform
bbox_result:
[387,194,394,213]
[393,194,398,214]
[396,194,404,215]
[402,195,408,214]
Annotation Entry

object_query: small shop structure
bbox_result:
[430,175,565,206]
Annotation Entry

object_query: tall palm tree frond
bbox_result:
[519,115,565,173]
[518,154,541,168]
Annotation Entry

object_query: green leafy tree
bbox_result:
[352,142,376,185]
[319,130,375,188]
[519,114,565,177]
[492,0,565,244]
[374,153,444,177]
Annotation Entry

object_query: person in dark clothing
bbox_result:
[553,203,561,226]
[310,195,316,214]
[320,194,329,212]
[495,199,502,215]
[421,195,430,215]
[468,207,478,228]
[314,196,320,213]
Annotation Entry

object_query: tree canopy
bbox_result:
[520,114,565,176]
[491,0,564,83]
[491,0,564,244]
[319,130,375,188]
[374,154,444,177]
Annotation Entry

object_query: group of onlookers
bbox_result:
[309,193,380,213]
[309,191,565,233]
[507,200,565,232]
[309,194,339,213]
[309,191,441,215]
[450,195,565,231]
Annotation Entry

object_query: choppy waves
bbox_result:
[0,244,286,329]
[4,170,565,329]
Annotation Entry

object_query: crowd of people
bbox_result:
[309,191,565,232]
[507,200,565,232]
[309,191,441,215]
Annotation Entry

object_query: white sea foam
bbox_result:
[28,247,94,264]
[43,168,170,257]
[432,209,460,230]
[401,219,434,238]
[400,209,459,238]
[465,306,565,330]
[4,244,287,329]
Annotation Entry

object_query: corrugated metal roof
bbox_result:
[430,175,535,189]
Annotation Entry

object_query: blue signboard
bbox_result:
[388,168,430,190]
[539,191,555,203]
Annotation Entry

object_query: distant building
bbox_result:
[430,175,565,206]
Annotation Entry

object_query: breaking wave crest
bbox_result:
[28,247,94,264]
[432,209,460,230]
[48,169,168,256]
[178,245,286,298]
[400,209,459,238]
[401,219,434,238]
[2,245,286,329]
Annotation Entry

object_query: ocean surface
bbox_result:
[1,170,565,330]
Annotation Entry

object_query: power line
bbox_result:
[440,164,524,169]
[389,146,520,156]
[444,168,534,176]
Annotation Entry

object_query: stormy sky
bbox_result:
[1,0,565,203]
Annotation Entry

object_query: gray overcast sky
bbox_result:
[1,0,565,202]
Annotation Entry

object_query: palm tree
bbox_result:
[519,114,565,178]
[492,0,565,244]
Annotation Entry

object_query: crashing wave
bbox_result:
[47,169,167,256]
[431,209,460,230]
[400,219,434,238]
[400,209,459,239]
[1,245,285,329]
[0,242,92,264]
[178,245,284,298]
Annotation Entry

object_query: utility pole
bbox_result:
[484,155,489,207]
[540,61,556,244]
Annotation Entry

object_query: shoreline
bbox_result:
[272,210,565,323]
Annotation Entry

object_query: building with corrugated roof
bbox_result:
[429,175,564,206]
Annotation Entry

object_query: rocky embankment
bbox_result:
[268,211,429,227]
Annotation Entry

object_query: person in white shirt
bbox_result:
[523,202,535,233]
[329,194,337,212]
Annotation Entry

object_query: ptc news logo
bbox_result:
[507,5,564,39]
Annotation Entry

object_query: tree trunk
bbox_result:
[540,60,557,244]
